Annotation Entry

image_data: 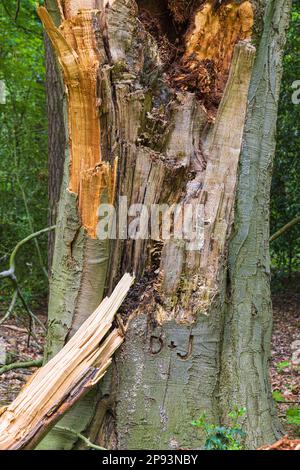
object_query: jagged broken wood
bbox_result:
[0,273,134,450]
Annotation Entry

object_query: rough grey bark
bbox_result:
[39,0,291,450]
[45,36,66,269]
[220,0,292,447]
[45,34,66,269]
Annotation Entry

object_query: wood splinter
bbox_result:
[0,273,134,450]
[37,5,117,239]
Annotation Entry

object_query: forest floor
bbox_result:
[0,292,299,442]
[0,303,47,407]
[270,291,300,439]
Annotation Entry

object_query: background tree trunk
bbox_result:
[39,0,291,450]
[45,35,65,269]
[44,1,66,269]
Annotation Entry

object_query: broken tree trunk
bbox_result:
[38,0,291,450]
[0,273,133,450]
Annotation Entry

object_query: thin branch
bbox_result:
[0,289,18,326]
[17,179,49,280]
[8,226,56,274]
[14,281,46,332]
[0,324,27,333]
[0,359,42,376]
[55,427,107,450]
[14,0,20,21]
[0,226,56,334]
[270,215,300,243]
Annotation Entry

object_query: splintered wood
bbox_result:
[185,1,253,77]
[0,274,134,450]
[171,1,254,102]
[197,41,256,307]
[79,159,118,238]
[159,41,256,320]
[37,6,117,238]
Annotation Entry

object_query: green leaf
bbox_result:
[286,408,300,426]
[275,361,291,372]
[205,436,225,450]
[272,390,286,402]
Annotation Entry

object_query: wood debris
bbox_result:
[0,273,134,450]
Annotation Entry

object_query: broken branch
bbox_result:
[0,290,18,327]
[55,426,106,450]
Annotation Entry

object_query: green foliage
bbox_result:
[192,407,247,450]
[0,0,48,307]
[271,0,300,282]
[275,361,291,373]
[286,407,300,426]
[272,390,286,403]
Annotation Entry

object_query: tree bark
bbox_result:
[39,0,291,450]
[44,1,66,269]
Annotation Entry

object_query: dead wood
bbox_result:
[0,273,134,450]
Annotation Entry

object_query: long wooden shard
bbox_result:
[0,273,134,450]
[37,6,117,238]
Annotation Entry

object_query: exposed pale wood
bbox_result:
[0,274,134,450]
[63,0,116,19]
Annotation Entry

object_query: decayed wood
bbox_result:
[159,40,256,320]
[0,273,134,450]
[185,1,253,79]
[93,1,256,321]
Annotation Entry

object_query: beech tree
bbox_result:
[1,0,292,450]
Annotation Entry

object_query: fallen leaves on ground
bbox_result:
[0,312,45,406]
[259,436,300,450]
